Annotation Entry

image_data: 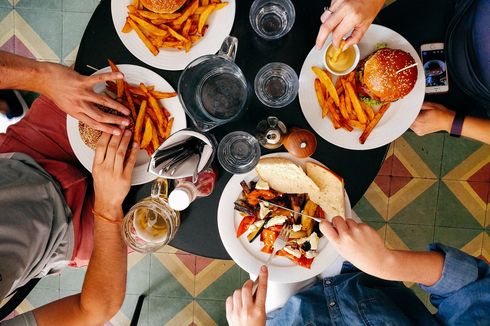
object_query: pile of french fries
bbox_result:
[122,0,228,54]
[312,66,391,144]
[106,59,176,156]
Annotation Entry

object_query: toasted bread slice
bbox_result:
[306,162,345,219]
[255,158,320,194]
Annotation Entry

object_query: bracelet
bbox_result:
[449,111,465,138]
[92,209,122,225]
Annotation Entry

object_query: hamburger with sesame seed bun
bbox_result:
[356,48,417,106]
[140,0,187,13]
[79,105,134,150]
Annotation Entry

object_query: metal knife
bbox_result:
[259,199,325,222]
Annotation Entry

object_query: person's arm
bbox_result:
[0,51,130,135]
[226,266,268,326]
[460,116,490,144]
[316,0,385,49]
[322,217,490,323]
[320,217,444,286]
[411,101,490,144]
[31,130,138,326]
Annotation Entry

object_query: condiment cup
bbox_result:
[322,41,360,76]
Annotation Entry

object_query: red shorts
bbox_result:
[0,96,94,267]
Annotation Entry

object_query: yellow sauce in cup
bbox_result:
[326,45,356,73]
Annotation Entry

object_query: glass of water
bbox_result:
[249,0,296,40]
[218,131,261,174]
[254,62,299,108]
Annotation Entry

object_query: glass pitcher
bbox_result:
[122,178,180,253]
[178,36,249,132]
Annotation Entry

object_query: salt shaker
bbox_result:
[168,167,217,211]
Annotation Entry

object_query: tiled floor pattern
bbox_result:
[2,0,490,325]
[0,0,95,65]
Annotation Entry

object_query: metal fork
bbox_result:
[251,226,291,295]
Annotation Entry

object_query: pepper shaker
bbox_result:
[255,116,288,149]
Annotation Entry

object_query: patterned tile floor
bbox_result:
[1,1,490,325]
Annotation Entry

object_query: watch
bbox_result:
[450,111,465,137]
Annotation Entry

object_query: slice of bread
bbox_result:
[306,162,345,219]
[255,158,320,194]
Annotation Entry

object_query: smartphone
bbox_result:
[420,43,449,94]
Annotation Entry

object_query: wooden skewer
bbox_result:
[396,63,418,74]
[86,64,99,71]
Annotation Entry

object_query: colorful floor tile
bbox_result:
[14,0,62,10]
[2,0,490,324]
[392,132,444,178]
[62,11,91,64]
[436,180,488,228]
[441,135,490,182]
[483,231,490,263]
[62,0,98,13]
[0,0,12,8]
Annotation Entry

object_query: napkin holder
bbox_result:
[148,129,217,179]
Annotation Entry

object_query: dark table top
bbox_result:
[75,0,390,259]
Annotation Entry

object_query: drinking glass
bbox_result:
[218,131,261,174]
[122,178,180,253]
[254,62,298,108]
[178,36,248,132]
[249,0,295,40]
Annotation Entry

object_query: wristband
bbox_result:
[450,111,465,137]
[92,209,122,225]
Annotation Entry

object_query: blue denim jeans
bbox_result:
[267,244,490,325]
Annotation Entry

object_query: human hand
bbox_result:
[320,216,393,279]
[410,101,455,136]
[226,266,268,326]
[41,63,131,135]
[92,130,138,217]
[316,0,385,50]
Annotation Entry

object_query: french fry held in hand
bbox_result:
[312,65,391,144]
[123,0,228,54]
[330,40,346,63]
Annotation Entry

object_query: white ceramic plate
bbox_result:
[217,152,352,283]
[298,24,425,150]
[66,64,187,185]
[111,0,236,71]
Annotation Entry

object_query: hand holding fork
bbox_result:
[251,226,291,295]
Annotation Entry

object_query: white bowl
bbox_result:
[322,41,360,76]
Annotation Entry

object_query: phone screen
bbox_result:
[421,49,448,88]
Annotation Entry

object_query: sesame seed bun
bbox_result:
[79,122,102,150]
[78,105,134,150]
[360,48,417,103]
[140,0,187,13]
